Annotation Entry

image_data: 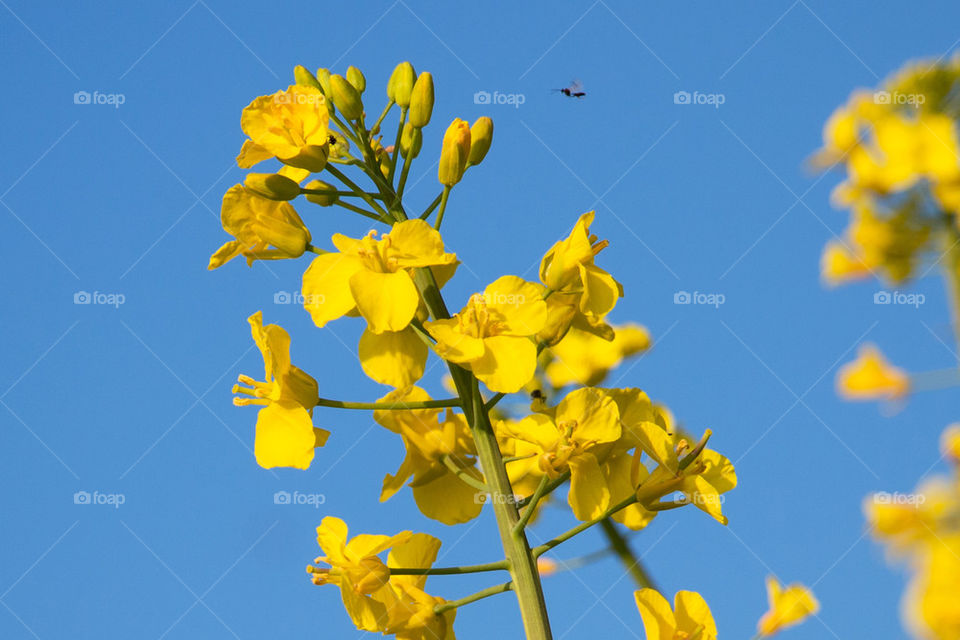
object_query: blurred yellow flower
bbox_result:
[238,84,330,172]
[425,275,546,393]
[756,576,819,636]
[635,588,717,640]
[232,311,328,470]
[545,323,651,387]
[836,344,909,401]
[208,185,311,269]
[820,240,872,286]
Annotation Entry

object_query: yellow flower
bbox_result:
[425,275,547,393]
[302,219,457,333]
[308,517,454,637]
[538,211,622,345]
[864,479,955,551]
[544,323,651,387]
[635,588,717,640]
[232,312,328,469]
[820,240,872,286]
[836,344,909,401]
[208,185,311,269]
[904,534,960,640]
[238,84,330,172]
[374,387,483,525]
[504,387,621,520]
[943,424,960,463]
[756,576,819,636]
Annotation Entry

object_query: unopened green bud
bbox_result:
[400,123,422,159]
[468,117,493,166]
[294,65,322,91]
[387,61,416,107]
[330,74,363,120]
[244,173,301,201]
[408,72,434,128]
[315,68,335,115]
[346,66,366,94]
[438,118,471,186]
[303,180,339,206]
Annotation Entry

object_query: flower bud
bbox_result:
[315,68,336,115]
[468,117,493,166]
[346,66,366,94]
[400,122,422,159]
[438,118,471,186]
[282,144,328,173]
[244,173,301,201]
[293,65,322,91]
[304,179,339,206]
[387,61,416,107]
[330,74,363,120]
[408,72,434,128]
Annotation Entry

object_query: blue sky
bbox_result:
[2,1,959,638]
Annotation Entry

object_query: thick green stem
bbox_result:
[599,518,656,589]
[434,581,514,615]
[315,397,460,410]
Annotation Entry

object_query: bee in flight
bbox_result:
[554,80,586,98]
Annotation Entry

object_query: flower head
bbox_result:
[232,312,327,469]
[756,576,819,636]
[238,85,330,171]
[837,344,909,401]
[208,185,311,269]
[544,324,651,387]
[425,275,546,393]
[635,588,717,640]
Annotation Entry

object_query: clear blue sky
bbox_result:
[2,1,958,638]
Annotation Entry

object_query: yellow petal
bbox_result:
[505,413,560,451]
[339,578,388,632]
[472,335,537,393]
[236,139,273,168]
[387,219,457,267]
[482,275,548,336]
[387,532,441,591]
[568,453,610,520]
[208,240,245,270]
[836,344,910,400]
[424,318,485,363]
[359,328,428,387]
[301,252,365,328]
[578,263,621,317]
[411,471,484,525]
[674,591,717,639]
[253,402,321,470]
[557,387,621,445]
[316,516,349,563]
[634,588,676,640]
[349,269,420,333]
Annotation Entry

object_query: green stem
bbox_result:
[332,200,384,222]
[484,392,506,411]
[434,185,452,230]
[518,471,569,508]
[372,100,394,133]
[324,165,392,221]
[315,397,460,410]
[388,107,408,183]
[909,367,960,392]
[533,495,639,558]
[441,454,489,493]
[396,153,414,198]
[305,244,328,255]
[390,560,507,576]
[599,518,656,589]
[434,581,514,615]
[301,188,383,199]
[514,474,550,535]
